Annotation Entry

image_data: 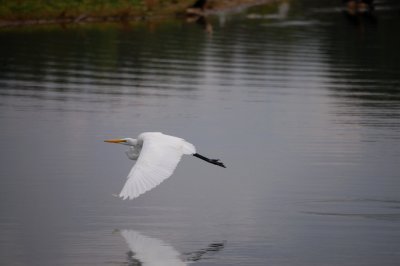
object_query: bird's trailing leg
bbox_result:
[193,153,226,168]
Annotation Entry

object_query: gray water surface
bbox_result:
[1,1,400,265]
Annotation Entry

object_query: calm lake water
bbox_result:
[1,0,400,265]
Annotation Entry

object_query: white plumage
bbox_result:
[105,132,225,200]
[122,132,195,199]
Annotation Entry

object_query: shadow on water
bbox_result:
[116,229,225,265]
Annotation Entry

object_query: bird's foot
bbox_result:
[210,159,226,168]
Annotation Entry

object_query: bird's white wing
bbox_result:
[119,132,196,200]
[119,230,186,266]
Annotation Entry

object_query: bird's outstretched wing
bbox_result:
[119,132,196,200]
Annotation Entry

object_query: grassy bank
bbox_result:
[0,0,274,27]
[0,0,194,22]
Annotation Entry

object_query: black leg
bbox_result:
[193,153,226,168]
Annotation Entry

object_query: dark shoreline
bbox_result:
[0,0,273,29]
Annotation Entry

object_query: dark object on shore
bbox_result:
[186,0,209,16]
[342,0,374,5]
[342,0,377,25]
[343,0,374,15]
[191,0,208,9]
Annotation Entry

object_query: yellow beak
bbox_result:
[104,139,127,144]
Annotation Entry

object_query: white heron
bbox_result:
[104,132,225,200]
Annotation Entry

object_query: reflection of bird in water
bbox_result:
[117,229,226,266]
[105,132,225,200]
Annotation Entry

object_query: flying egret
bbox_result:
[104,132,226,200]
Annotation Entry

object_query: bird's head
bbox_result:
[104,138,137,146]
